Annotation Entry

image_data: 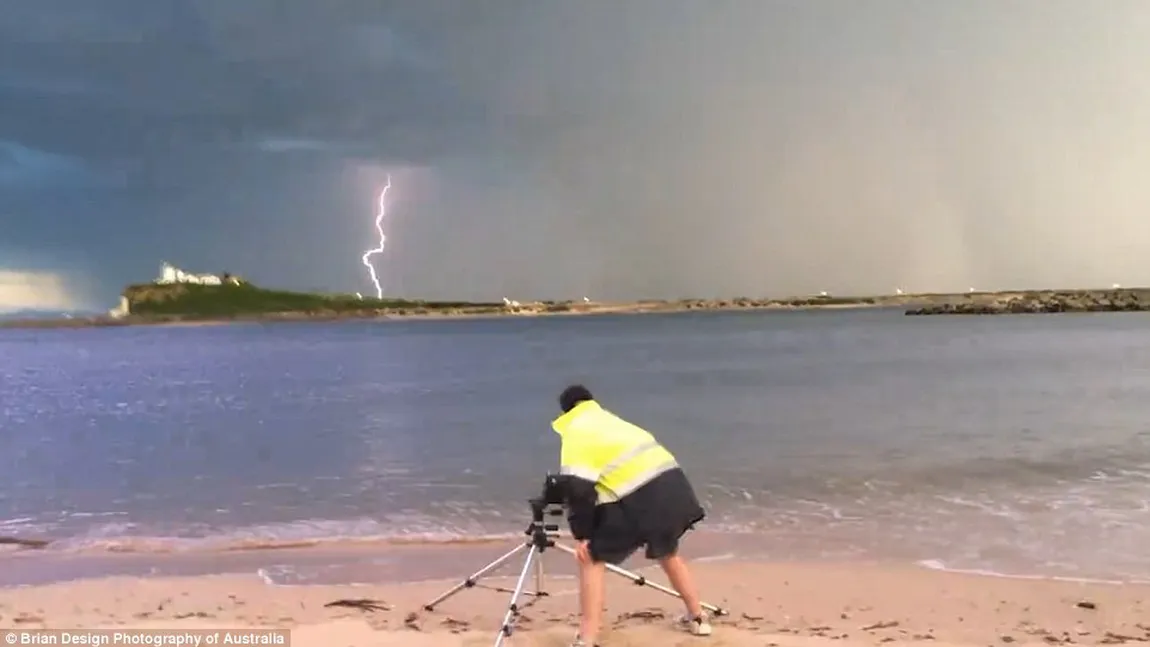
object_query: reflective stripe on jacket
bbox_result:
[552,400,679,504]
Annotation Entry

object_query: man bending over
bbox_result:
[552,384,713,647]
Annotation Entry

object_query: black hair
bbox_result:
[558,384,594,413]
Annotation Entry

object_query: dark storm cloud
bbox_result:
[0,141,91,188]
[5,1,1150,308]
[0,0,497,304]
[0,1,488,163]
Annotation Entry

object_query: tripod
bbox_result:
[422,497,729,646]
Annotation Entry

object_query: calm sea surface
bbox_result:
[2,310,1149,583]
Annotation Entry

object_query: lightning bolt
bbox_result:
[361,174,392,299]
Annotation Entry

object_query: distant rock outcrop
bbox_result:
[905,289,1150,315]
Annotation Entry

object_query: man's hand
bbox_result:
[574,539,592,565]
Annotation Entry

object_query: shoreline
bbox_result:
[1,557,1147,646]
[8,286,1150,330]
[0,297,892,330]
[4,529,1147,590]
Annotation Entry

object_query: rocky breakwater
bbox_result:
[905,289,1150,315]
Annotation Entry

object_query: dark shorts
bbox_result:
[589,518,685,565]
[585,468,705,565]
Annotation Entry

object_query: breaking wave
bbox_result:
[0,517,527,555]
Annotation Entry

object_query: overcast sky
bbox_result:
[4,0,1150,311]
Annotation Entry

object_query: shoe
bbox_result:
[678,611,713,636]
[569,635,600,647]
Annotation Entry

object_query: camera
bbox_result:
[527,473,567,537]
[537,472,567,506]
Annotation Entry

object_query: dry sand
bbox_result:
[1,558,1147,646]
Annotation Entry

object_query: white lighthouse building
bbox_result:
[154,262,224,286]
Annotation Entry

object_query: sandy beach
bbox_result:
[2,557,1147,647]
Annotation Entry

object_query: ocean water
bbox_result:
[2,310,1149,584]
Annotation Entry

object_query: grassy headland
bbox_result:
[120,282,505,320]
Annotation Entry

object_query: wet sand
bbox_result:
[0,531,748,587]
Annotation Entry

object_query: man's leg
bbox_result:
[576,558,606,645]
[658,553,703,617]
[578,527,640,646]
[648,535,713,636]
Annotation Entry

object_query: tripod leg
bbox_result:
[493,544,540,647]
[551,542,729,617]
[423,543,528,611]
[533,548,545,595]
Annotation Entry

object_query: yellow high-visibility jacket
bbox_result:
[552,399,693,540]
[552,400,679,503]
